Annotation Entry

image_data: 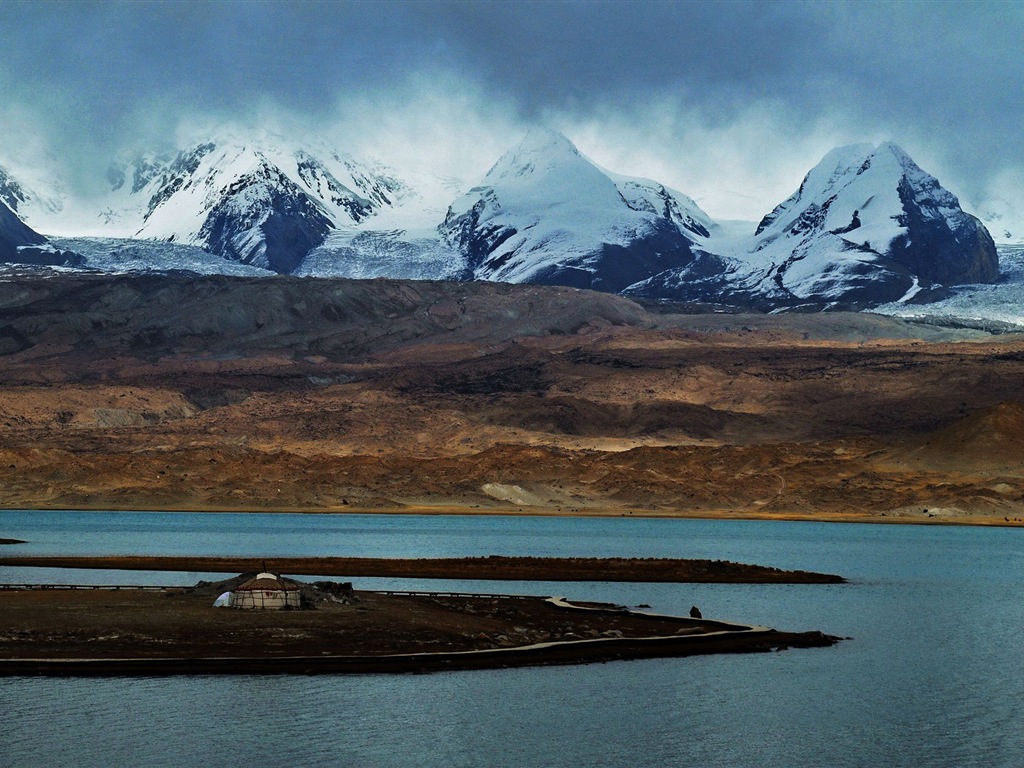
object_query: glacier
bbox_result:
[874,245,1024,329]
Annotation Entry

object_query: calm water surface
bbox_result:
[1,510,1022,767]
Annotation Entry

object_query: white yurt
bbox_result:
[229,572,302,609]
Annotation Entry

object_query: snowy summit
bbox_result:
[627,142,998,309]
[440,129,717,292]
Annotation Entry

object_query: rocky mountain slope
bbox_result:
[875,244,1024,327]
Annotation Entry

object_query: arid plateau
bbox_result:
[1,271,1022,525]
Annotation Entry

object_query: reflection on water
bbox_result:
[1,511,1022,767]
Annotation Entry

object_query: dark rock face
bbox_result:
[889,178,998,286]
[258,200,335,275]
[6,246,83,268]
[450,217,700,294]
[440,194,518,274]
[625,251,777,310]
[197,164,334,273]
[0,200,82,267]
[576,223,699,294]
[0,199,46,255]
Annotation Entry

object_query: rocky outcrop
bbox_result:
[889,173,998,286]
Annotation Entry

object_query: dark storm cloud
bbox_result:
[418,1,1022,117]
[0,0,1021,214]
[0,2,432,135]
[404,1,1023,198]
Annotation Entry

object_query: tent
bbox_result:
[229,572,302,609]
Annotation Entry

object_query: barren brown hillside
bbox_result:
[0,271,1022,523]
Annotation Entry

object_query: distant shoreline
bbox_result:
[0,555,844,584]
[2,503,1020,528]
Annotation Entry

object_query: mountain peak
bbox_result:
[108,136,409,272]
[875,140,910,158]
[745,140,997,303]
[824,141,908,162]
[484,129,583,182]
[823,141,924,185]
[516,127,578,154]
[865,141,929,182]
[440,130,710,291]
[756,141,946,239]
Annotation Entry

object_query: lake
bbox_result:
[1,510,1022,767]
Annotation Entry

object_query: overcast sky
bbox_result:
[1,0,1021,221]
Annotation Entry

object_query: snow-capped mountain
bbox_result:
[99,135,411,273]
[0,199,81,267]
[627,142,998,309]
[438,129,717,292]
[0,131,1003,316]
[754,142,996,290]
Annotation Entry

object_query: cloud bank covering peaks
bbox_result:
[0,0,1021,227]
